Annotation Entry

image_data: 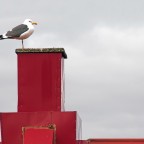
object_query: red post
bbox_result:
[16,48,67,112]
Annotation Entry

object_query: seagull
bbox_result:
[0,19,37,49]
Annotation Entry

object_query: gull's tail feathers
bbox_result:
[0,35,4,40]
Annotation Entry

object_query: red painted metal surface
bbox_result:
[17,53,65,112]
[87,139,144,144]
[1,111,81,144]
[23,128,54,144]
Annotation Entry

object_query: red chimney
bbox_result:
[16,48,67,112]
[1,48,82,144]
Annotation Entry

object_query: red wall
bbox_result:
[1,111,80,144]
[17,53,65,112]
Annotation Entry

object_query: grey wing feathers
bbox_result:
[6,24,29,38]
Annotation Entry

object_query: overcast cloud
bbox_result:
[0,0,144,140]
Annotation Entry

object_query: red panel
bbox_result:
[24,128,54,144]
[17,53,63,112]
[1,111,77,144]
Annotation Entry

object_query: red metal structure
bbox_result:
[1,111,81,144]
[17,50,66,112]
[0,48,81,144]
[0,48,144,144]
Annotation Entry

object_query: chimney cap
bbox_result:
[15,48,67,59]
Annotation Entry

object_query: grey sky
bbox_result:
[0,0,144,140]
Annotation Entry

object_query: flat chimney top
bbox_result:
[15,48,67,59]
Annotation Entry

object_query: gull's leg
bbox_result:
[22,40,24,49]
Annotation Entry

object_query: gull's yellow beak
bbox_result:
[32,22,38,25]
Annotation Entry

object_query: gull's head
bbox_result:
[23,19,38,25]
